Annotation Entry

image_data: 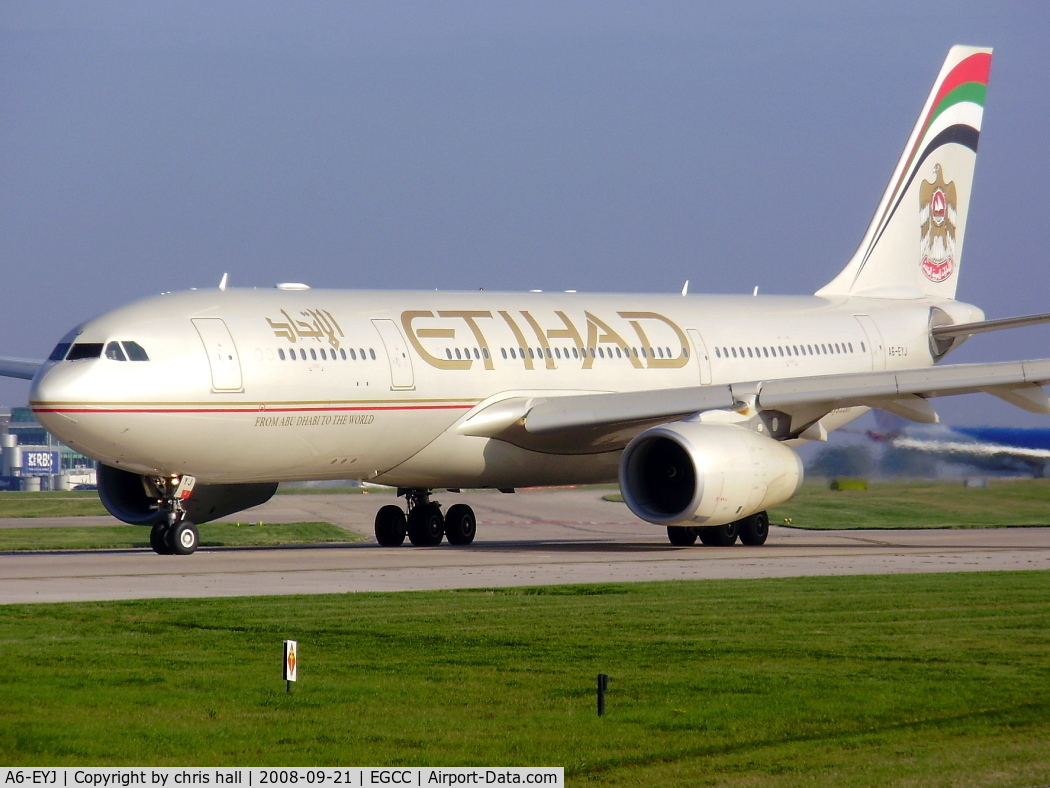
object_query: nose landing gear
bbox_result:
[373,488,477,547]
[148,475,200,556]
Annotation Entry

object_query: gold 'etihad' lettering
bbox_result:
[619,311,690,368]
[400,308,693,373]
[499,311,534,370]
[401,311,471,370]
[585,312,642,368]
[437,311,495,370]
[520,311,555,369]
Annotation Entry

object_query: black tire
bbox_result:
[698,521,738,547]
[444,504,477,545]
[169,521,199,555]
[407,502,444,546]
[374,504,408,546]
[666,526,697,546]
[150,524,174,555]
[738,511,770,546]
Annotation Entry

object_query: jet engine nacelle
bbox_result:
[97,464,278,526]
[618,422,803,527]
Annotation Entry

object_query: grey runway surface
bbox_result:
[1,489,1048,604]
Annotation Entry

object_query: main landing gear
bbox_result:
[374,489,477,547]
[665,511,770,548]
[148,476,200,556]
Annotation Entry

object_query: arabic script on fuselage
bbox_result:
[266,309,345,350]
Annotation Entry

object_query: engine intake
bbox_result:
[619,422,802,526]
[97,464,278,526]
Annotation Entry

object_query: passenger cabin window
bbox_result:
[66,343,104,361]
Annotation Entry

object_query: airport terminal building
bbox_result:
[0,406,96,491]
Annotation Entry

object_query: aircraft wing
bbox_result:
[0,357,43,381]
[755,358,1050,419]
[460,358,1050,454]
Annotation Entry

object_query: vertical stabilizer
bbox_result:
[817,46,992,300]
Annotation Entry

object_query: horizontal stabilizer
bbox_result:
[0,357,43,380]
[932,311,1050,339]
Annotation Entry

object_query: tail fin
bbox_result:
[817,46,992,300]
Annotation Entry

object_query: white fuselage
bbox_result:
[29,288,982,486]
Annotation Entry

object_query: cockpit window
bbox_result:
[105,341,127,361]
[48,343,72,362]
[66,343,104,361]
[122,341,149,361]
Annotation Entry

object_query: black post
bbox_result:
[597,674,609,716]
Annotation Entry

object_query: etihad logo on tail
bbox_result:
[920,164,958,283]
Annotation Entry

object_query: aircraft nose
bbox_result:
[30,360,75,408]
[29,361,93,443]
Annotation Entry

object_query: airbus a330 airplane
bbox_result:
[3,46,1049,556]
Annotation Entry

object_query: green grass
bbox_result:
[606,479,1050,529]
[0,572,1047,786]
[0,491,108,518]
[771,479,1050,529]
[0,522,361,551]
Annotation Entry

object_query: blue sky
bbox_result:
[2,2,1049,426]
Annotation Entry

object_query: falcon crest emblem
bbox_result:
[919,164,958,283]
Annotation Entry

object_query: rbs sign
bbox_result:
[23,451,60,474]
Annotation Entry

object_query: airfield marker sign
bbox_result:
[284,639,297,693]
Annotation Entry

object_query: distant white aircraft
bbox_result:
[866,410,1050,477]
[3,46,1049,555]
